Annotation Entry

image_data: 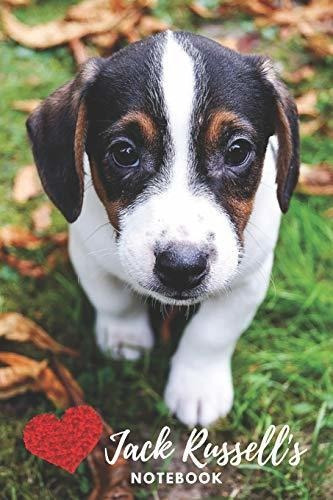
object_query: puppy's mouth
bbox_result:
[137,280,207,306]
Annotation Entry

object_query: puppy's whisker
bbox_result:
[246,219,274,241]
[84,222,113,242]
[87,247,112,256]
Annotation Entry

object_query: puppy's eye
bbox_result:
[110,140,139,168]
[225,139,252,167]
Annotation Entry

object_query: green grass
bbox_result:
[0,2,332,499]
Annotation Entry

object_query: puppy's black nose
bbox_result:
[154,244,208,291]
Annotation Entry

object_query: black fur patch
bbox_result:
[27,31,299,228]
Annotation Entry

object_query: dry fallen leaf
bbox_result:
[137,15,169,36]
[295,90,318,117]
[3,0,30,6]
[52,358,133,500]
[216,36,239,51]
[214,0,333,61]
[45,246,69,271]
[298,163,333,196]
[69,38,89,65]
[254,0,332,27]
[0,226,68,250]
[284,65,315,84]
[67,0,113,22]
[0,320,133,496]
[0,226,42,249]
[32,202,52,232]
[0,253,45,278]
[37,363,79,408]
[90,31,119,49]
[12,165,42,203]
[49,231,68,246]
[303,32,333,58]
[0,226,69,278]
[0,352,73,407]
[0,354,47,399]
[190,2,217,19]
[12,99,41,113]
[300,117,324,136]
[1,5,134,49]
[0,312,78,357]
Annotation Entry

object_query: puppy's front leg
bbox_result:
[94,286,154,361]
[69,234,154,360]
[165,255,273,427]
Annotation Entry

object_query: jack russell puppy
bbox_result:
[27,31,299,427]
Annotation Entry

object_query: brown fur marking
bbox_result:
[227,197,255,236]
[206,110,254,146]
[74,101,87,206]
[90,158,125,231]
[118,111,157,142]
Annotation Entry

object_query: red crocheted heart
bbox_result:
[23,405,103,473]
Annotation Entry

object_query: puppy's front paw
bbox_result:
[95,312,154,360]
[164,360,233,427]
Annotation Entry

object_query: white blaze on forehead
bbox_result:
[161,31,195,186]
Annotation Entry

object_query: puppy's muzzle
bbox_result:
[154,243,208,292]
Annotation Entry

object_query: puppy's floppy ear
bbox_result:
[26,58,103,222]
[251,56,300,213]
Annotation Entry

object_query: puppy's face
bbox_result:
[27,31,299,305]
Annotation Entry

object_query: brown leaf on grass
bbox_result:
[303,32,333,58]
[253,0,332,27]
[297,164,333,196]
[51,358,133,500]
[300,117,324,136]
[284,65,315,84]
[116,10,142,38]
[0,352,72,407]
[216,36,239,51]
[49,231,68,246]
[0,312,78,357]
[32,202,52,232]
[0,252,46,278]
[0,226,68,278]
[0,226,42,249]
[45,246,69,271]
[50,359,84,405]
[0,354,47,399]
[295,90,318,117]
[231,0,275,18]
[91,7,143,49]
[1,4,135,49]
[190,2,218,19]
[91,31,119,49]
[3,0,30,6]
[0,226,68,249]
[137,15,169,36]
[67,0,112,22]
[12,165,42,203]
[69,38,89,65]
[216,33,261,53]
[12,99,41,113]
[37,362,82,408]
[0,331,132,496]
